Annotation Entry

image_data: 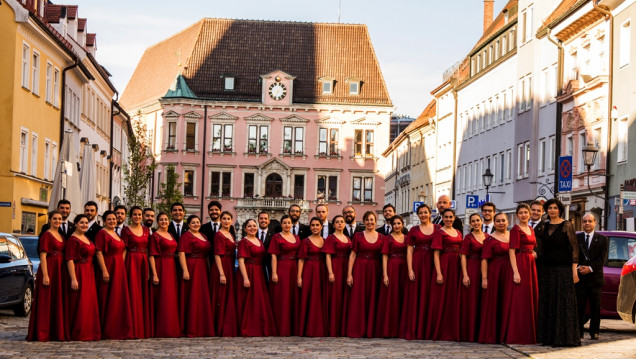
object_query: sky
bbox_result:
[69,0,505,118]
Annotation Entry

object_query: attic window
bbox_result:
[349,81,359,95]
[224,76,235,91]
[322,81,333,94]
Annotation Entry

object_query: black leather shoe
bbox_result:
[591,333,599,340]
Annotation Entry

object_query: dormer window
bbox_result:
[319,77,334,94]
[349,80,360,95]
[224,76,235,91]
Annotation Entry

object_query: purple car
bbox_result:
[595,231,636,317]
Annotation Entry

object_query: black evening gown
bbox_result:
[536,221,581,347]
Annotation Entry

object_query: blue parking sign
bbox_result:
[413,201,424,213]
[558,156,573,192]
[466,195,479,209]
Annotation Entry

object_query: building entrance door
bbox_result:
[265,173,283,197]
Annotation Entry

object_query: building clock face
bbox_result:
[268,82,287,100]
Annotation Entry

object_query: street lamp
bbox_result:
[483,168,494,198]
[582,144,599,168]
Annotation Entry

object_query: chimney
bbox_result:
[483,0,494,33]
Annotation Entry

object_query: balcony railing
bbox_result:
[236,198,309,210]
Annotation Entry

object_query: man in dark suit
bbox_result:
[529,200,545,235]
[143,207,155,232]
[257,211,275,282]
[167,202,188,242]
[342,205,364,239]
[39,199,75,239]
[480,202,496,234]
[315,203,333,239]
[200,200,236,241]
[113,205,127,237]
[83,201,102,242]
[377,204,408,235]
[286,204,310,239]
[576,213,609,340]
[432,195,463,232]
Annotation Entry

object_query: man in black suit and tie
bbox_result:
[529,200,545,236]
[113,205,127,237]
[39,199,75,239]
[576,213,609,340]
[167,202,188,242]
[287,204,310,239]
[200,200,236,241]
[315,203,333,239]
[480,202,496,234]
[377,204,408,235]
[143,208,155,231]
[83,201,102,242]
[257,211,275,282]
[343,205,364,239]
[432,195,463,232]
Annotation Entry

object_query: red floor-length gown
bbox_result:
[178,231,215,337]
[268,232,300,336]
[478,237,512,344]
[399,225,439,340]
[27,231,66,341]
[122,226,152,339]
[210,231,238,337]
[64,236,100,341]
[149,232,181,338]
[426,228,462,341]
[345,231,384,338]
[297,238,327,337]
[459,232,486,342]
[95,230,134,340]
[322,234,352,337]
[505,225,538,344]
[236,238,277,336]
[375,234,407,338]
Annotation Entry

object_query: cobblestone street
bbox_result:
[2,311,635,358]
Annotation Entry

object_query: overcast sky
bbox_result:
[69,0,504,118]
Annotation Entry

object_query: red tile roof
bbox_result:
[121,18,393,110]
[44,4,62,23]
[78,18,86,31]
[86,33,96,46]
[470,0,518,55]
[538,0,587,34]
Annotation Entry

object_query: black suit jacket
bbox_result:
[39,221,75,240]
[168,222,189,242]
[258,228,275,282]
[85,222,102,242]
[277,222,311,239]
[376,224,408,236]
[345,224,365,239]
[200,222,236,243]
[576,232,609,287]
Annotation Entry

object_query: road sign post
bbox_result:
[558,156,573,192]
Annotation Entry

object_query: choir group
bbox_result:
[26,196,582,347]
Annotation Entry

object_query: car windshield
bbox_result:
[19,237,39,259]
[607,236,636,268]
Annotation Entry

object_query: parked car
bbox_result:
[18,236,40,278]
[596,231,636,317]
[617,254,636,324]
[0,233,34,316]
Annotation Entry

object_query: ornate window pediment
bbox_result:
[245,113,274,122]
[280,115,309,124]
[315,116,344,126]
[184,111,202,119]
[163,110,179,118]
[351,117,381,127]
[208,111,238,122]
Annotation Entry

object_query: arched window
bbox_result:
[265,173,283,197]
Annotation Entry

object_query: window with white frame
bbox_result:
[322,79,333,94]
[167,122,177,150]
[352,176,373,203]
[524,141,530,177]
[212,123,233,152]
[53,68,60,107]
[32,52,40,95]
[479,158,485,188]
[283,126,304,155]
[467,163,472,190]
[349,81,359,95]
[45,63,52,103]
[517,143,524,179]
[20,130,28,173]
[247,125,269,154]
[582,43,591,75]
[318,128,339,156]
[598,35,607,73]
[566,135,573,156]
[210,171,231,197]
[317,174,338,201]
[539,138,546,174]
[22,43,30,89]
[185,122,197,151]
[243,173,254,197]
[31,133,38,176]
[502,35,508,54]
[44,140,50,180]
[548,135,556,172]
[506,149,512,181]
[620,20,631,68]
[524,7,533,44]
[592,127,602,170]
[354,129,374,157]
[224,76,235,90]
[578,132,587,173]
[570,50,578,81]
[492,154,498,185]
[618,117,628,163]
[183,169,195,197]
[521,10,527,43]
[51,142,57,179]
[499,152,505,183]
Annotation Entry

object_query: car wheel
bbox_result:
[13,285,32,317]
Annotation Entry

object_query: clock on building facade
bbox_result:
[268,82,287,100]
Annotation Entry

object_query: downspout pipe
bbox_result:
[109,90,119,209]
[60,58,78,150]
[200,104,208,218]
[593,0,613,231]
[546,28,564,201]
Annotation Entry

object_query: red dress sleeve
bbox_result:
[509,225,521,249]
[432,229,444,250]
[268,234,281,255]
[95,230,108,253]
[214,232,227,256]
[177,232,192,254]
[460,233,473,256]
[322,235,336,254]
[64,236,79,261]
[406,227,418,246]
[482,238,494,259]
[298,238,310,259]
[237,239,250,259]
[39,231,52,254]
[382,235,391,255]
[149,233,161,256]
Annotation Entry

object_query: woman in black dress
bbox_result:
[536,198,580,347]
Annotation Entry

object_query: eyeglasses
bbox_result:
[482,209,494,213]
[343,210,354,214]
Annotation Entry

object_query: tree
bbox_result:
[156,164,183,214]
[123,113,157,208]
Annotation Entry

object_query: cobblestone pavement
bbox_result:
[2,311,635,358]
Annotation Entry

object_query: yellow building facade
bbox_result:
[0,1,75,233]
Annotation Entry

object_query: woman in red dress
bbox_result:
[506,203,539,344]
[65,214,100,341]
[210,211,238,337]
[236,219,277,336]
[478,212,513,344]
[149,212,181,338]
[268,214,300,336]
[427,208,463,341]
[121,206,152,339]
[345,211,384,338]
[27,211,66,341]
[459,213,487,342]
[95,210,134,340]
[296,217,327,336]
[178,215,215,337]
[323,215,352,337]
[400,203,439,340]
[375,215,407,338]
